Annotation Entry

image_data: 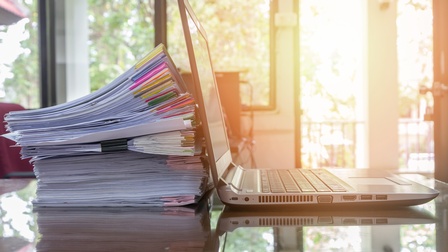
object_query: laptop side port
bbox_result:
[342,218,357,225]
[376,218,388,224]
[318,216,333,224]
[317,195,333,203]
[375,195,388,200]
[342,195,357,201]
[360,195,373,200]
[361,219,374,225]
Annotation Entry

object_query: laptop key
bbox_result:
[300,170,332,192]
[267,170,286,193]
[311,170,347,192]
[289,170,316,192]
[260,170,270,193]
[278,170,301,192]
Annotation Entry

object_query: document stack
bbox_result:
[3,44,210,207]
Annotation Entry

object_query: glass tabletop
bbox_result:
[0,176,447,251]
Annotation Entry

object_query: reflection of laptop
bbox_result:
[213,206,436,251]
[216,205,435,234]
[177,0,439,207]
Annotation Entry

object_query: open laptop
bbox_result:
[177,0,439,207]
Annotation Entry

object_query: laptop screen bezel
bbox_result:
[178,0,233,186]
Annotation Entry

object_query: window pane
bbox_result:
[0,0,39,109]
[88,0,155,91]
[299,0,434,172]
[299,0,363,168]
[166,0,271,108]
[397,0,433,173]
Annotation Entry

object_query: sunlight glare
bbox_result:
[300,0,362,121]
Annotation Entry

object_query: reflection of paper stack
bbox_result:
[2,44,210,207]
[35,196,212,251]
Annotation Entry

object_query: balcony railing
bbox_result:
[301,119,434,173]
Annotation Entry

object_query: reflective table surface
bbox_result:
[0,176,447,251]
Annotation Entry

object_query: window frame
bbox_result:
[38,0,57,107]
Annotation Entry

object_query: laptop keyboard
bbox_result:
[260,169,347,193]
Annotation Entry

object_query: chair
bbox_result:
[0,102,34,178]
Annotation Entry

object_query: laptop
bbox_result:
[177,0,439,207]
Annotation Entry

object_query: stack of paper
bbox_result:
[2,44,210,207]
[19,130,198,161]
[33,151,208,206]
[4,44,195,155]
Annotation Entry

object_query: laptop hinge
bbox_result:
[221,165,244,191]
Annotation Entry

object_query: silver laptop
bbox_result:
[177,0,439,207]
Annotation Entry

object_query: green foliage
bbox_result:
[1,0,39,108]
[300,0,434,169]
[223,227,274,252]
[167,0,271,106]
[397,0,433,119]
[1,0,270,108]
[87,0,155,91]
[0,181,38,244]
[401,224,436,250]
[300,0,361,122]
[304,226,363,251]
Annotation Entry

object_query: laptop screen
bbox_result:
[179,0,233,181]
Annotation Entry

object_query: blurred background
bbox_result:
[0,0,443,176]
